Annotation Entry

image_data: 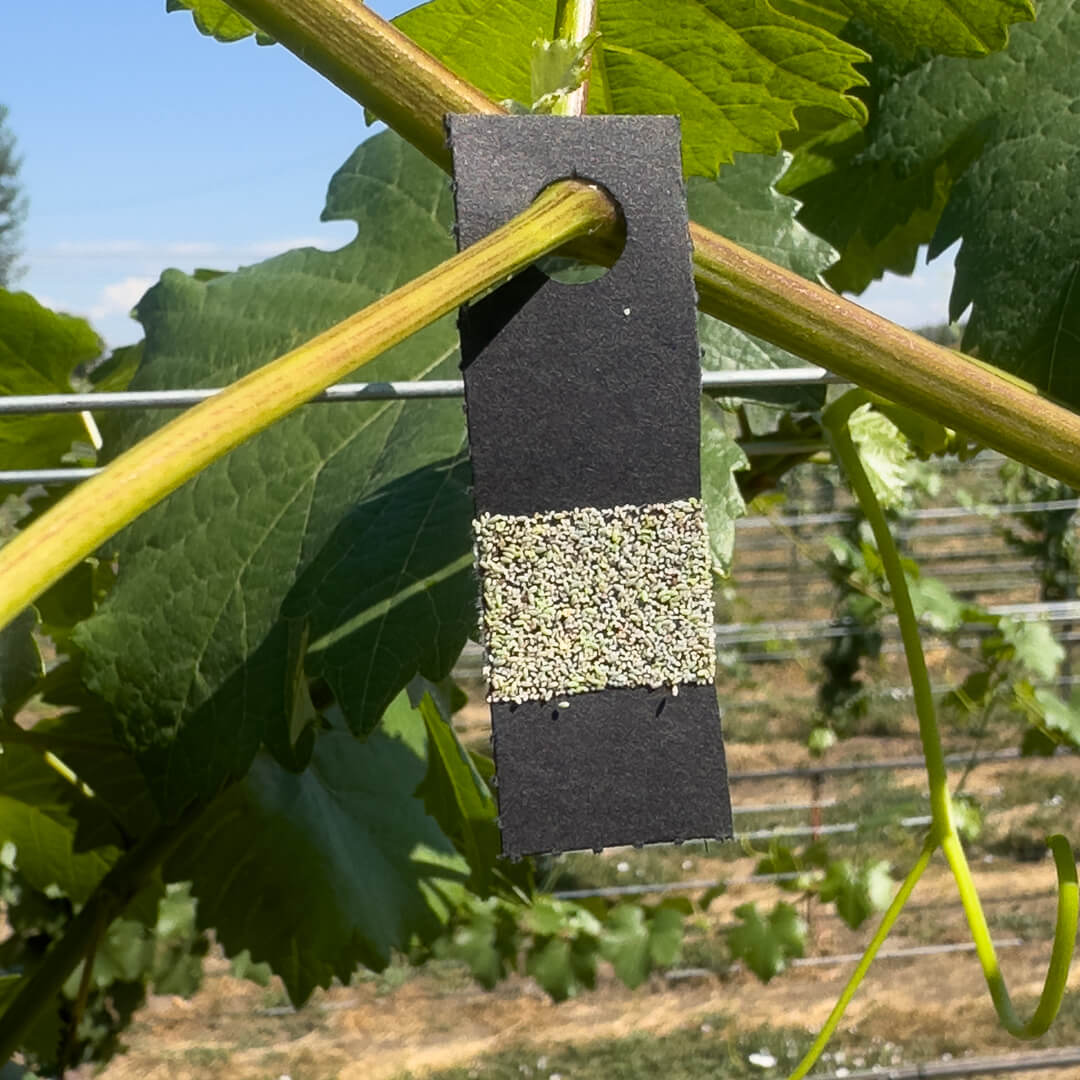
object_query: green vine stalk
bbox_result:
[551,0,598,116]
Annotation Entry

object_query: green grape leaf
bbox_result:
[526,932,598,1001]
[230,949,274,987]
[849,403,914,510]
[413,688,501,891]
[1002,618,1064,682]
[600,903,652,989]
[27,690,161,842]
[521,897,602,938]
[395,0,869,178]
[691,152,839,422]
[166,693,468,1005]
[646,905,685,967]
[817,858,892,929]
[808,725,837,756]
[0,739,120,903]
[908,574,964,633]
[0,974,64,1068]
[34,557,117,652]
[700,398,748,575]
[88,341,143,394]
[773,0,1034,58]
[526,33,598,112]
[165,0,274,45]
[434,897,517,988]
[787,0,1080,405]
[951,794,984,842]
[728,900,807,982]
[1027,686,1080,749]
[0,607,42,719]
[526,937,576,1001]
[0,289,100,474]
[74,132,476,812]
[754,841,821,891]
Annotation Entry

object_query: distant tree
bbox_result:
[0,104,26,286]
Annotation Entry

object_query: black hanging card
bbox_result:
[448,114,732,857]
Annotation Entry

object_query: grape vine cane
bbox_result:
[449,113,732,856]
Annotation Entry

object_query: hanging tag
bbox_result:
[448,114,732,857]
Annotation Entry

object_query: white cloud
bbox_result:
[88,276,156,320]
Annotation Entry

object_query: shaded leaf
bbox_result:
[166,696,468,1004]
[0,974,64,1068]
[0,740,120,903]
[0,607,41,719]
[413,689,502,893]
[526,932,597,1001]
[27,691,160,842]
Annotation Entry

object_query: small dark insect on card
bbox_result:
[448,114,732,858]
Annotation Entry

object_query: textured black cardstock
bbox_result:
[448,114,733,857]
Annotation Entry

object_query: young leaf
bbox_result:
[848,404,914,510]
[0,607,42,720]
[396,0,869,178]
[728,900,807,982]
[908,574,964,633]
[435,897,518,988]
[646,905,685,968]
[74,132,475,812]
[166,698,468,1005]
[1000,617,1065,682]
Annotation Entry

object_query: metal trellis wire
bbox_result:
[0,367,843,485]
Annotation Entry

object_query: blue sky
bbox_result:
[6,0,957,352]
